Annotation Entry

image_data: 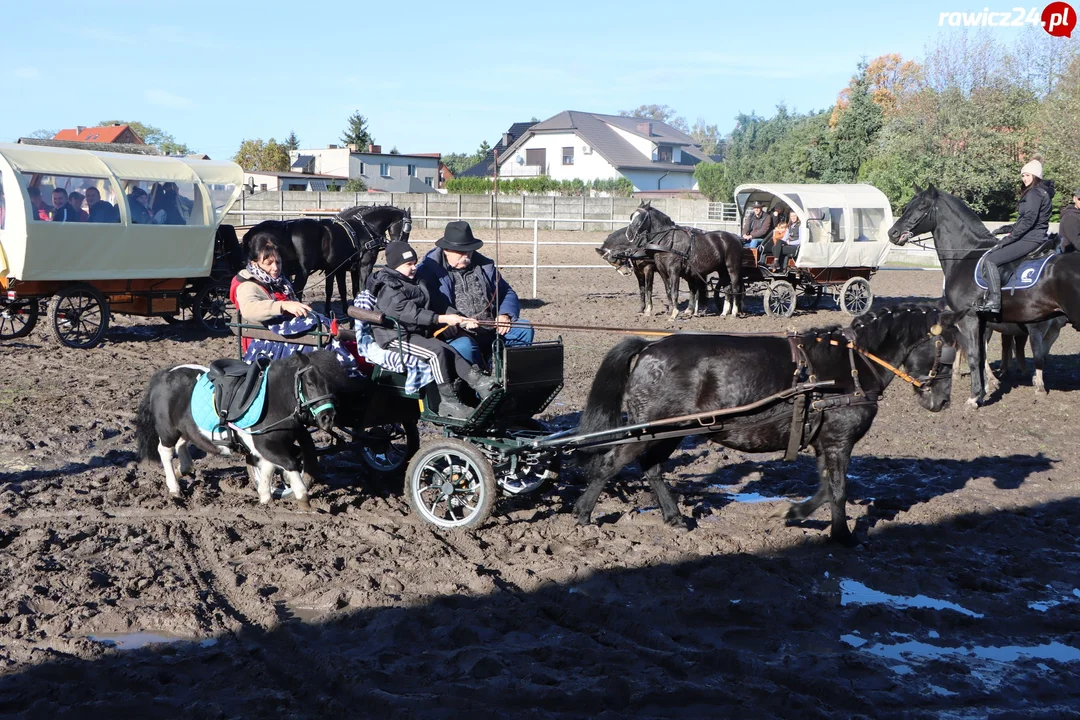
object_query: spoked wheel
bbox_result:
[406,438,497,529]
[840,277,873,316]
[0,297,40,339]
[194,283,234,334]
[358,422,420,477]
[800,285,824,310]
[47,284,110,349]
[764,280,796,318]
[161,289,198,326]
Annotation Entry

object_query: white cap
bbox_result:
[1021,158,1043,178]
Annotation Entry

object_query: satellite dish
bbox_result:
[515,155,524,165]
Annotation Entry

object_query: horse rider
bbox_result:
[415,220,534,367]
[1059,187,1080,254]
[368,240,500,419]
[974,158,1055,315]
[742,201,774,249]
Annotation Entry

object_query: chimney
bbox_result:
[636,121,653,136]
[502,132,513,147]
[328,144,338,149]
[368,144,381,154]
[346,143,358,152]
[76,126,86,134]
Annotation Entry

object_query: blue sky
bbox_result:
[0,0,1058,158]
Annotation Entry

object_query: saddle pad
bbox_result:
[975,254,1054,291]
[190,370,269,434]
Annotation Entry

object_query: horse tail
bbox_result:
[135,369,168,464]
[578,336,652,442]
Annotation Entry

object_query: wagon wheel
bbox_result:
[406,438,497,529]
[0,297,40,340]
[47,284,110,349]
[194,283,234,335]
[840,277,873,317]
[800,285,824,310]
[494,419,561,496]
[764,281,796,318]
[161,288,199,325]
[358,421,420,477]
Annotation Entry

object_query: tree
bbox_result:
[818,62,884,183]
[98,120,190,154]
[344,178,368,192]
[693,162,726,201]
[689,118,721,155]
[285,131,300,151]
[442,152,474,175]
[233,138,290,172]
[618,104,689,131]
[1035,54,1080,202]
[475,140,491,162]
[389,146,400,155]
[341,111,373,150]
[27,129,57,139]
[830,54,922,126]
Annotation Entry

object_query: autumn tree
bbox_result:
[98,120,190,155]
[618,104,689,132]
[233,138,290,172]
[829,54,921,127]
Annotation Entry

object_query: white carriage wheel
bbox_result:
[406,438,497,529]
[840,277,873,317]
[764,281,796,318]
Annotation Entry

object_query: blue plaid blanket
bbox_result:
[244,312,361,376]
[352,290,434,395]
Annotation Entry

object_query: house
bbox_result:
[17,137,159,155]
[411,153,454,190]
[289,144,440,193]
[496,111,713,192]
[53,124,145,145]
[243,170,349,193]
[458,121,537,178]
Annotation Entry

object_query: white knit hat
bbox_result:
[1021,158,1043,178]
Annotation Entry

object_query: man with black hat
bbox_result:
[1059,188,1080,254]
[415,220,534,367]
[366,239,499,419]
[742,201,773,249]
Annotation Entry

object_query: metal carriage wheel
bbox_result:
[358,421,420,477]
[764,280,796,318]
[47,284,110,349]
[0,296,40,339]
[194,282,234,335]
[406,438,497,529]
[839,277,873,316]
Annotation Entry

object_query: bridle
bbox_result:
[895,200,937,247]
[333,214,383,254]
[246,365,335,435]
[823,323,957,393]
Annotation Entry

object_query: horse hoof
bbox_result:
[665,514,689,530]
[831,529,860,548]
[574,512,593,526]
[295,497,313,513]
[965,397,981,409]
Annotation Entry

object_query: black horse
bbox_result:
[595,226,672,315]
[626,201,744,318]
[215,224,245,274]
[888,185,1073,405]
[573,305,960,545]
[242,205,412,316]
[135,351,348,510]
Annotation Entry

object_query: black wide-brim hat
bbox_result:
[437,220,484,251]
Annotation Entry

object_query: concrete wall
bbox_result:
[226,191,733,232]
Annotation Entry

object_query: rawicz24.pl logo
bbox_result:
[938,3,1076,35]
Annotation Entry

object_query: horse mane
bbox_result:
[338,204,397,221]
[935,190,997,245]
[799,303,944,367]
[277,349,350,390]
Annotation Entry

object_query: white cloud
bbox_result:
[145,89,193,109]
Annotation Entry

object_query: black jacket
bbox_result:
[1059,203,1080,252]
[366,267,439,346]
[49,205,80,222]
[87,200,119,223]
[1000,182,1055,245]
[746,212,774,240]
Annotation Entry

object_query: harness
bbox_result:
[625,217,693,259]
[216,365,336,448]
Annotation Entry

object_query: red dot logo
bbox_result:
[1042,2,1076,36]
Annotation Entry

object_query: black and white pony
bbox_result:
[135,351,348,509]
[573,305,960,545]
[242,205,412,316]
[888,185,1073,405]
[626,201,745,318]
[595,226,673,315]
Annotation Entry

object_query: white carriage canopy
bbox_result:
[734,183,894,269]
[0,143,243,281]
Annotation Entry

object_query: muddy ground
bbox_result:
[1,230,1079,718]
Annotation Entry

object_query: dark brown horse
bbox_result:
[595,226,672,315]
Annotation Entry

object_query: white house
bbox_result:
[496,111,713,192]
[290,144,440,193]
[244,170,348,193]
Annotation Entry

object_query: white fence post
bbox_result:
[532,218,539,299]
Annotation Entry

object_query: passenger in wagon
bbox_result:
[68,191,89,222]
[742,201,773,248]
[85,186,119,223]
[28,186,51,221]
[152,181,188,225]
[770,211,802,270]
[128,187,164,224]
[50,188,80,222]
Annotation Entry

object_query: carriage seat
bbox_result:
[206,357,271,424]
[742,247,761,267]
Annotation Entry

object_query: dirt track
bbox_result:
[2,232,1080,718]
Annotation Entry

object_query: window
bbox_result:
[380,163,391,177]
[260,184,268,192]
[525,148,546,167]
[287,183,307,191]
[206,182,238,225]
[23,173,121,224]
[359,161,366,175]
[407,164,416,177]
[424,177,433,187]
[562,147,574,165]
[118,179,202,226]
[656,146,673,163]
[853,208,886,242]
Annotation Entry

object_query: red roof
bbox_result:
[53,124,145,144]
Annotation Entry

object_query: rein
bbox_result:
[240,366,335,436]
[813,325,955,390]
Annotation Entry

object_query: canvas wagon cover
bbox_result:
[734,183,894,269]
[0,143,242,281]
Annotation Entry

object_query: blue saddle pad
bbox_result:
[190,370,269,434]
[975,254,1053,291]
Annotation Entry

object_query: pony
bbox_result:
[626,201,744,318]
[572,305,960,546]
[888,184,1072,405]
[135,351,349,510]
[595,226,672,315]
[242,205,412,316]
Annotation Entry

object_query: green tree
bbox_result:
[285,131,300,151]
[341,111,373,149]
[689,118,721,155]
[27,128,58,139]
[693,163,726,201]
[233,138,290,172]
[389,146,400,155]
[98,120,190,154]
[1037,54,1080,200]
[475,140,491,162]
[442,152,474,175]
[817,62,885,183]
[618,104,689,132]
[344,178,368,192]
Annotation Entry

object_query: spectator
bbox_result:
[28,186,50,221]
[128,187,165,224]
[50,188,80,222]
[1059,188,1080,254]
[68,191,89,222]
[85,186,119,223]
[770,211,802,270]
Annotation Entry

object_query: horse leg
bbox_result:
[981,325,1000,396]
[252,457,274,504]
[781,450,830,522]
[639,439,684,526]
[643,265,656,315]
[635,265,648,315]
[1029,322,1059,395]
[957,313,984,406]
[157,442,182,497]
[573,444,642,525]
[824,446,855,546]
[298,430,321,490]
[176,438,194,477]
[337,269,351,317]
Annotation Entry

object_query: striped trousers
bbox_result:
[382,335,472,386]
